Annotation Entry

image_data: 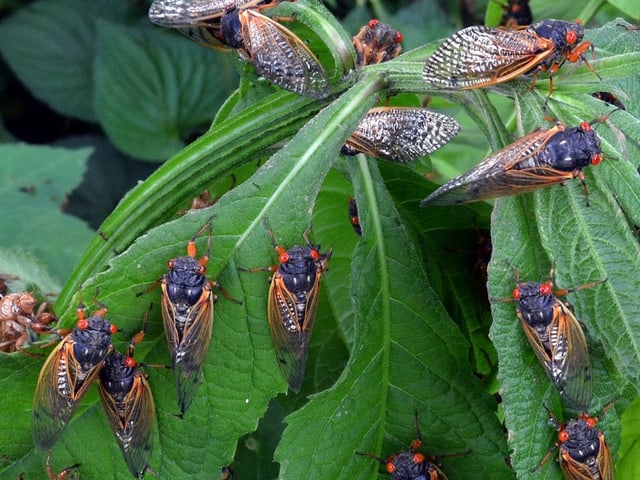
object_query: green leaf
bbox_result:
[94,21,238,161]
[275,157,510,480]
[0,143,94,282]
[0,0,135,122]
[606,0,640,18]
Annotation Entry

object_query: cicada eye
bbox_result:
[279,252,290,263]
[386,461,396,474]
[512,287,521,300]
[368,19,379,29]
[124,356,137,368]
[168,259,176,269]
[579,121,592,132]
[558,429,570,442]
[309,249,320,261]
[110,324,118,334]
[77,319,89,330]
[566,29,578,44]
[413,453,425,464]
[539,282,553,295]
[591,153,603,165]
[396,31,403,43]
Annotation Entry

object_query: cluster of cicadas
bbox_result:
[4,0,628,477]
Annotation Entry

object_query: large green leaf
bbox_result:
[275,156,510,480]
[0,144,94,282]
[94,21,238,161]
[0,0,135,122]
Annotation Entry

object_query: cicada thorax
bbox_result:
[98,348,155,478]
[511,274,595,412]
[420,119,604,206]
[33,305,117,450]
[352,18,403,67]
[341,107,461,163]
[268,239,331,393]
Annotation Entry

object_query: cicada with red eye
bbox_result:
[243,218,331,393]
[154,218,222,415]
[498,0,533,27]
[497,264,605,412]
[353,19,403,67]
[98,309,155,479]
[534,403,614,480]
[341,107,461,163]
[357,412,462,480]
[420,116,607,207]
[32,299,118,450]
[423,19,597,93]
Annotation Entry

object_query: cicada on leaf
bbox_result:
[342,107,461,163]
[423,19,596,93]
[98,311,155,479]
[534,404,615,480]
[244,219,331,393]
[497,265,605,412]
[154,217,240,415]
[347,197,362,236]
[358,411,464,480]
[498,0,533,27]
[420,117,606,207]
[32,301,117,450]
[353,19,403,67]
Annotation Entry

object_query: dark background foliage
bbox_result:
[0,0,639,479]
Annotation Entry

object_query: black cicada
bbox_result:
[244,219,331,393]
[353,19,403,67]
[499,265,605,411]
[498,0,533,27]
[358,412,455,480]
[341,107,461,163]
[98,312,155,478]
[534,404,614,480]
[33,300,117,450]
[423,19,596,93]
[420,118,605,206]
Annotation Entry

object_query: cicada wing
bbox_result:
[597,433,615,480]
[99,374,155,478]
[551,303,592,412]
[33,338,104,449]
[420,125,564,205]
[422,25,554,89]
[345,107,461,163]
[267,274,320,393]
[174,288,215,414]
[240,10,330,99]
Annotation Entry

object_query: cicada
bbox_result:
[420,118,605,206]
[244,219,331,393]
[148,0,275,49]
[353,19,403,67]
[357,412,456,480]
[219,5,330,98]
[500,265,605,412]
[347,197,362,236]
[592,91,625,110]
[32,451,81,480]
[32,300,117,450]
[1,292,68,354]
[498,0,533,27]
[423,19,595,93]
[534,404,614,480]
[155,217,239,415]
[341,107,461,163]
[98,312,155,479]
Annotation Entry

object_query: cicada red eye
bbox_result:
[309,249,320,261]
[386,461,396,474]
[368,19,379,28]
[539,282,553,295]
[566,29,578,44]
[396,31,403,43]
[558,430,570,442]
[512,287,521,299]
[580,121,592,132]
[77,319,89,330]
[124,356,137,368]
[413,453,425,464]
[279,252,290,263]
